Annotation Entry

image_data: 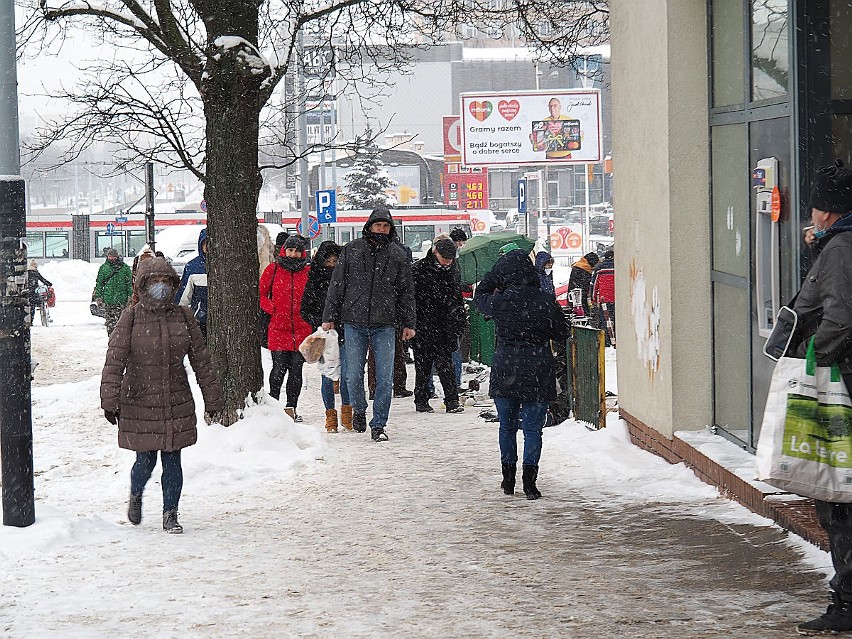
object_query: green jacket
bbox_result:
[94,260,133,306]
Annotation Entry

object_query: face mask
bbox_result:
[814,228,829,239]
[148,282,172,301]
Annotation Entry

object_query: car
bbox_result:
[589,213,614,236]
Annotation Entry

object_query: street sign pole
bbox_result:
[517,178,527,236]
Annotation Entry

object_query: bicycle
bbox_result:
[34,284,51,327]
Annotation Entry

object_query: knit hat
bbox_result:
[107,248,119,258]
[583,252,600,267]
[449,227,468,243]
[275,231,289,246]
[810,160,852,214]
[499,242,520,255]
[283,235,306,252]
[433,238,457,260]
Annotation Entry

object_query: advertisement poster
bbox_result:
[548,225,585,255]
[324,165,421,206]
[443,165,489,211]
[460,90,602,167]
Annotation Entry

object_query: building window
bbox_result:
[128,230,148,256]
[461,24,477,39]
[45,232,69,258]
[751,0,789,101]
[26,233,45,259]
[96,231,124,258]
[711,0,746,107]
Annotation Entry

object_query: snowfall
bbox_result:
[0,259,835,638]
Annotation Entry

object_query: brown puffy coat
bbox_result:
[100,257,224,452]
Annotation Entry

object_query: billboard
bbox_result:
[443,115,462,163]
[323,164,421,206]
[460,90,602,167]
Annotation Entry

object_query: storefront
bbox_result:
[611,0,852,453]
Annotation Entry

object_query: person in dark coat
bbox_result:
[792,160,852,635]
[567,252,600,318]
[534,251,556,299]
[322,206,416,442]
[260,235,312,422]
[174,228,209,338]
[474,250,569,500]
[411,238,466,414]
[27,260,52,324]
[100,257,225,534]
[301,240,352,433]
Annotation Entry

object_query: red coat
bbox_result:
[259,261,312,352]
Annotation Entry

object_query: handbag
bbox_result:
[755,337,852,502]
[259,264,277,349]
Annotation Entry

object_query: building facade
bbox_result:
[611,0,852,457]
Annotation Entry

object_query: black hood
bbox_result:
[491,250,538,288]
[362,208,398,241]
[313,240,342,266]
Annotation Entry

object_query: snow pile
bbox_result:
[37,259,100,301]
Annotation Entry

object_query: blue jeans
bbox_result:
[130,450,183,512]
[344,324,395,428]
[494,398,548,466]
[321,342,350,409]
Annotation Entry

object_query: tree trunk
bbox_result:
[203,89,264,412]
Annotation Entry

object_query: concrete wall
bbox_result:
[610,0,712,437]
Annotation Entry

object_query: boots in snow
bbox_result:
[340,404,353,430]
[284,407,296,421]
[128,493,143,525]
[352,411,367,433]
[501,464,516,495]
[522,464,541,500]
[325,408,339,433]
[163,509,183,534]
[371,427,389,442]
[798,594,852,635]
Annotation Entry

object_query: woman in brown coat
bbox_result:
[101,257,224,534]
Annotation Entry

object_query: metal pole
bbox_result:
[144,162,155,253]
[297,30,311,251]
[584,163,591,253]
[544,165,550,250]
[0,0,34,527]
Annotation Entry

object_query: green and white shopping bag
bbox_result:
[755,337,852,502]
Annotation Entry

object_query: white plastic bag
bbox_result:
[755,338,852,502]
[317,329,340,381]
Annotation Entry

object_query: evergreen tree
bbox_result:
[343,146,398,210]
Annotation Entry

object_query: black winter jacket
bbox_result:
[301,241,340,329]
[791,215,852,378]
[474,251,569,401]
[411,250,466,354]
[322,211,416,329]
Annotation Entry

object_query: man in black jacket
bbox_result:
[322,207,416,442]
[792,160,852,635]
[411,238,466,414]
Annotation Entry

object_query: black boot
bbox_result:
[522,464,541,500]
[500,463,516,495]
[797,593,852,635]
[127,493,142,525]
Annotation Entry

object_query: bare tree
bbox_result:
[18,0,608,415]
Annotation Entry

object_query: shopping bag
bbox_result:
[317,329,340,381]
[755,337,852,502]
[299,328,327,364]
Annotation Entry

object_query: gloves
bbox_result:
[104,409,119,425]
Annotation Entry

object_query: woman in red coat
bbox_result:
[259,235,312,421]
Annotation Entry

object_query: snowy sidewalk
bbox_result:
[0,283,834,637]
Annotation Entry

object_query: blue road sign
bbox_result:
[315,189,337,224]
[115,216,128,224]
[518,179,527,214]
[105,222,117,236]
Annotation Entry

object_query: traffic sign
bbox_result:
[518,179,527,214]
[105,222,116,236]
[315,189,337,224]
[115,216,128,224]
[297,216,321,240]
[200,199,208,213]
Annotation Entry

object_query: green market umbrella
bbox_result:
[457,231,535,285]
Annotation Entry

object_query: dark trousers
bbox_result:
[414,346,459,407]
[596,302,616,347]
[270,350,305,407]
[817,500,852,602]
[130,450,183,512]
[368,328,408,395]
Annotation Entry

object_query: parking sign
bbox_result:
[518,179,527,214]
[315,189,337,224]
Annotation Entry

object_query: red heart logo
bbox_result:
[498,100,520,121]
[469,101,493,122]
